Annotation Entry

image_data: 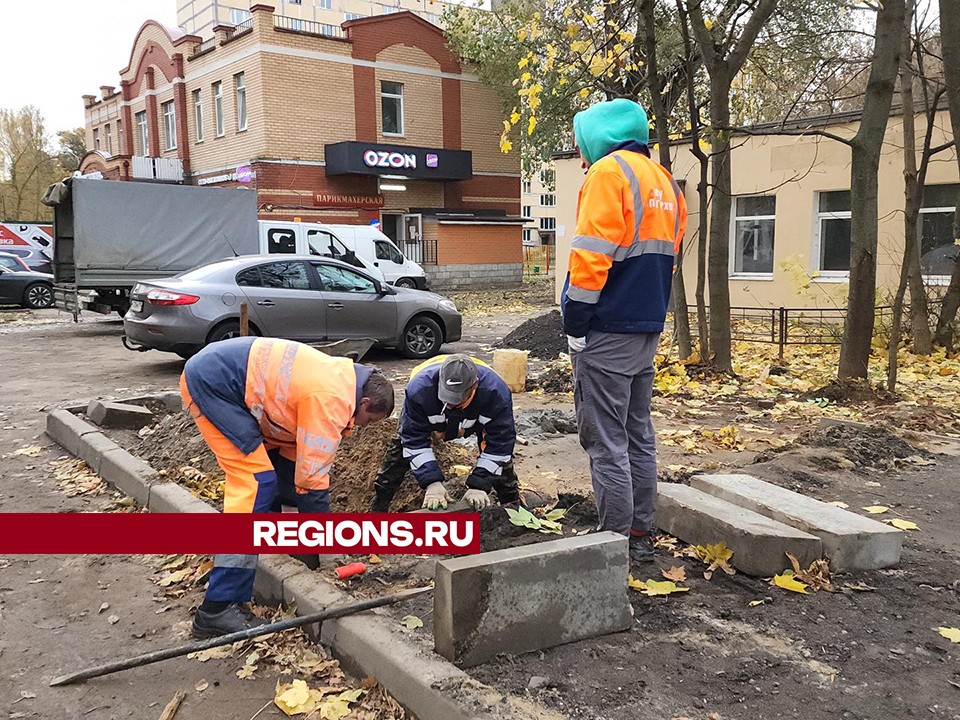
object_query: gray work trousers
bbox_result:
[572,331,660,536]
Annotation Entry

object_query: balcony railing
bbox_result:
[274,14,345,38]
[226,18,254,39]
[132,156,183,183]
[192,37,216,56]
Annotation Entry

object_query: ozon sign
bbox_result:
[363,149,416,170]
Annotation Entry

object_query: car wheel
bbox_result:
[23,282,53,309]
[207,320,256,345]
[401,315,443,359]
[395,277,417,289]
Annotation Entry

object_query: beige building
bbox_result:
[554,109,959,308]
[520,165,557,247]
[177,0,452,38]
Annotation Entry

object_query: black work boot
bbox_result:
[191,603,267,639]
[629,532,655,564]
[369,486,397,513]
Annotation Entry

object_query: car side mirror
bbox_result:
[376,282,396,296]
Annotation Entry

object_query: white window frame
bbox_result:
[728,195,776,279]
[135,111,148,155]
[104,124,112,155]
[522,180,532,194]
[812,190,852,280]
[918,202,957,283]
[540,193,556,207]
[522,205,532,217]
[229,8,250,25]
[317,0,332,8]
[162,100,177,151]
[193,89,204,142]
[540,217,556,231]
[93,127,100,151]
[213,81,224,137]
[344,12,366,20]
[235,73,247,132]
[380,81,404,137]
[540,168,556,187]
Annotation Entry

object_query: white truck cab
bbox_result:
[324,224,427,289]
[258,221,385,282]
[257,220,427,289]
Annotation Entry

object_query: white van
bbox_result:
[258,221,426,289]
[257,221,385,282]
[324,224,427,289]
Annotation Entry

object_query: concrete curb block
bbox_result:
[44,398,537,720]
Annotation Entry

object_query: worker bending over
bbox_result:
[180,336,394,637]
[370,354,519,512]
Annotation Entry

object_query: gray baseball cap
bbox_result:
[438,354,479,405]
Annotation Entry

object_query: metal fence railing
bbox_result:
[192,37,216,56]
[684,305,896,360]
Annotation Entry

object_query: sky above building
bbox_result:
[0,0,175,137]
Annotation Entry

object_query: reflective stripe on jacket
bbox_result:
[184,337,362,493]
[399,357,515,488]
[561,150,688,337]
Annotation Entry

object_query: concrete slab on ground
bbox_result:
[690,473,902,571]
[434,531,631,668]
[86,399,154,429]
[657,483,822,576]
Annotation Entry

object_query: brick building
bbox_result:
[80,5,523,288]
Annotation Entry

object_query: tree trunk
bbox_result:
[707,76,734,373]
[695,157,710,362]
[890,3,918,390]
[643,0,692,360]
[839,0,905,379]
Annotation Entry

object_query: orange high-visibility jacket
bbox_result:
[561,149,687,338]
[183,337,369,492]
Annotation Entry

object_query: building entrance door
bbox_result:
[402,213,423,264]
[381,214,401,245]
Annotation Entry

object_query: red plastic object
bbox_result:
[335,562,366,580]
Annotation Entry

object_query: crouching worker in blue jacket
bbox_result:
[370,354,521,511]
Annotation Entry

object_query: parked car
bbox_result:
[0,252,54,308]
[121,255,462,360]
[0,246,53,274]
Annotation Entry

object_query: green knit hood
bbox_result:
[573,98,649,165]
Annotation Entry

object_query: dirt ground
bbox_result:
[3,287,960,719]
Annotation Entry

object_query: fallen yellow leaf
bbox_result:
[12,445,41,457]
[771,571,809,594]
[887,519,919,531]
[188,646,233,662]
[693,542,736,576]
[629,578,690,596]
[827,501,849,508]
[748,599,765,607]
[236,665,256,680]
[368,554,382,564]
[275,679,317,715]
[400,615,423,630]
[862,506,890,514]
[939,627,960,643]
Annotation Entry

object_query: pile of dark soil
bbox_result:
[796,423,920,468]
[526,356,573,393]
[133,412,475,513]
[329,418,473,512]
[801,378,897,406]
[479,492,598,552]
[498,310,566,359]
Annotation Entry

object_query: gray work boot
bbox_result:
[191,603,267,639]
[629,533,655,564]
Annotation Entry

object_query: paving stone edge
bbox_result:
[44,403,548,720]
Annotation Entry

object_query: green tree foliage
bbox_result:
[57,128,87,173]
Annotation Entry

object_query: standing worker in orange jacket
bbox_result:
[562,98,687,566]
[180,337,395,637]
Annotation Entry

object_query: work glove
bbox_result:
[567,335,586,354]
[463,488,492,510]
[422,482,450,510]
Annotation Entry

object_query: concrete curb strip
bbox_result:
[44,400,543,720]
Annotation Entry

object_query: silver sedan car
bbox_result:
[122,255,461,359]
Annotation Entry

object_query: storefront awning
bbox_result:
[325,141,472,181]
